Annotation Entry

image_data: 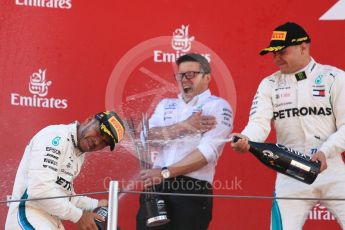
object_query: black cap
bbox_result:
[95,111,125,151]
[260,22,311,55]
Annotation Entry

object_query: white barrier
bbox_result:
[107,181,119,230]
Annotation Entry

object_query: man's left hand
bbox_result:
[140,169,163,188]
[97,199,108,207]
[311,151,328,172]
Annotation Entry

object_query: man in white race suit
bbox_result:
[6,111,125,230]
[231,22,345,229]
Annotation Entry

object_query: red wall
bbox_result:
[1,0,344,229]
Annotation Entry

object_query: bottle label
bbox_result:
[262,150,279,160]
[95,207,108,220]
[157,199,168,215]
[291,160,311,172]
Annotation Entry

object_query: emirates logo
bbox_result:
[153,25,211,63]
[10,68,68,109]
[29,69,51,97]
[171,25,195,52]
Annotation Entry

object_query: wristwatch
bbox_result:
[161,167,171,179]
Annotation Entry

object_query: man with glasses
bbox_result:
[231,22,345,229]
[136,53,233,230]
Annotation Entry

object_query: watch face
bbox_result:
[162,169,170,179]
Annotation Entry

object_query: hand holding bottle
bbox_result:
[230,133,250,153]
[311,151,328,172]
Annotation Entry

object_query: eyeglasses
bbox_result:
[174,71,205,81]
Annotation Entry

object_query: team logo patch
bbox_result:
[271,31,287,41]
[295,71,307,81]
[52,136,61,146]
[108,117,124,142]
[314,75,323,85]
[312,89,325,97]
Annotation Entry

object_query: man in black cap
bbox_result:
[259,22,311,56]
[232,22,345,229]
[5,111,125,230]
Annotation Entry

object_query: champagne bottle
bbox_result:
[232,136,320,184]
[94,206,108,230]
[144,191,170,227]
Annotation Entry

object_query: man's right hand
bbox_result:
[77,211,104,230]
[97,199,108,207]
[140,169,163,188]
[181,111,216,134]
[230,133,250,153]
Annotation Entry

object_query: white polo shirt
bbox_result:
[149,89,233,183]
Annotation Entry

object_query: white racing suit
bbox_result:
[5,122,98,230]
[242,58,345,230]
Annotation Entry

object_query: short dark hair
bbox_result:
[176,53,211,74]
